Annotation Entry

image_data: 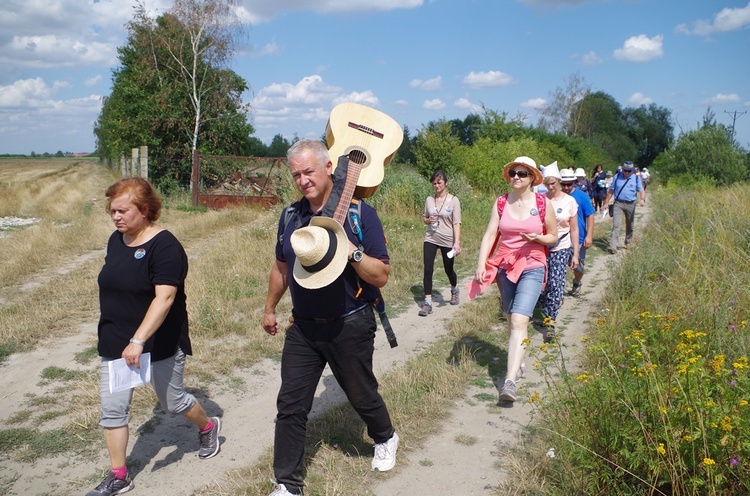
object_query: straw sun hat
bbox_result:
[502,156,543,186]
[291,216,349,289]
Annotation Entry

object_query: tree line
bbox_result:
[94,0,749,193]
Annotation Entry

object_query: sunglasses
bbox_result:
[623,170,633,174]
[561,182,575,187]
[508,169,530,178]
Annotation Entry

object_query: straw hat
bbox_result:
[542,161,561,183]
[503,156,543,186]
[291,216,349,289]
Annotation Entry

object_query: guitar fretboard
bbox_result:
[333,159,363,226]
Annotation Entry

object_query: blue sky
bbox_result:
[1,0,749,155]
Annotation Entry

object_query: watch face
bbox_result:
[352,250,363,262]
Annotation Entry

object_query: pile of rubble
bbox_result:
[0,216,40,237]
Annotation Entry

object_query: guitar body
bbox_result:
[325,102,403,198]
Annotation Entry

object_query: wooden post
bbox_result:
[120,154,127,176]
[132,148,139,177]
[139,146,148,180]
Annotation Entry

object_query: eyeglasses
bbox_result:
[508,170,530,178]
[622,170,633,174]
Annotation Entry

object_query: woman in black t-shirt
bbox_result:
[87,178,222,496]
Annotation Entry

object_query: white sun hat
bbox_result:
[291,216,349,289]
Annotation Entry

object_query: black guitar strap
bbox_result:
[320,155,351,218]
[318,154,398,348]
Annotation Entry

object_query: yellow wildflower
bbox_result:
[739,400,748,407]
[721,417,733,432]
[657,443,666,455]
[703,458,716,466]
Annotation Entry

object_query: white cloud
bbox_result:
[250,75,382,133]
[0,78,54,108]
[579,51,603,66]
[521,98,546,110]
[462,70,515,89]
[249,40,281,58]
[240,0,424,23]
[706,93,741,104]
[0,0,156,70]
[0,76,101,152]
[453,98,482,113]
[409,76,442,91]
[394,99,409,106]
[676,2,750,36]
[85,75,102,87]
[613,34,664,62]
[423,98,445,110]
[628,92,653,106]
[332,91,380,107]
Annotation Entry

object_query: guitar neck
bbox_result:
[333,160,362,226]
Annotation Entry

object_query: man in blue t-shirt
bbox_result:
[604,161,645,253]
[560,169,595,297]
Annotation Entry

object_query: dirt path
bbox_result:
[0,202,649,496]
[373,204,651,495]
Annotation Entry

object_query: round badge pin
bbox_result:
[134,248,146,260]
[556,207,563,214]
[530,208,539,216]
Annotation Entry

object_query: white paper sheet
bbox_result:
[108,353,151,393]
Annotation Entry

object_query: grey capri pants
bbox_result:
[98,348,196,428]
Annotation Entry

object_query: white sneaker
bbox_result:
[268,481,299,496]
[371,432,399,471]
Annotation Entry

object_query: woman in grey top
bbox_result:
[419,170,462,316]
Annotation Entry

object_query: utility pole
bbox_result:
[724,110,747,141]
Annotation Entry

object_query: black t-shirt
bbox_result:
[275,197,389,319]
[97,230,191,361]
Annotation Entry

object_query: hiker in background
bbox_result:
[419,170,462,316]
[535,163,579,343]
[89,178,221,496]
[262,139,398,496]
[573,168,592,199]
[468,156,557,404]
[560,169,596,298]
[604,160,645,254]
[641,167,651,190]
[590,164,608,213]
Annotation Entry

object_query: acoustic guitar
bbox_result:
[325,102,403,198]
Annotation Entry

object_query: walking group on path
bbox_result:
[82,139,648,496]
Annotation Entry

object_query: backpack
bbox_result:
[490,193,548,257]
[279,198,364,247]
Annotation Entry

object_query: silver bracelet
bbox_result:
[129,338,145,346]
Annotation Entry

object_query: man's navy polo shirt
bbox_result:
[275,197,389,319]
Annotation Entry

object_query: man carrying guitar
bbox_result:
[262,139,399,496]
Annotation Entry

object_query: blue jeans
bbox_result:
[497,266,546,317]
[274,306,394,494]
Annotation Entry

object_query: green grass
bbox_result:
[511,184,750,495]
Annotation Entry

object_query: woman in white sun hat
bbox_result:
[468,156,557,404]
[535,163,579,343]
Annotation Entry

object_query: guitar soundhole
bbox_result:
[348,149,367,165]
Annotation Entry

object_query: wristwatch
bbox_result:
[348,249,363,263]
